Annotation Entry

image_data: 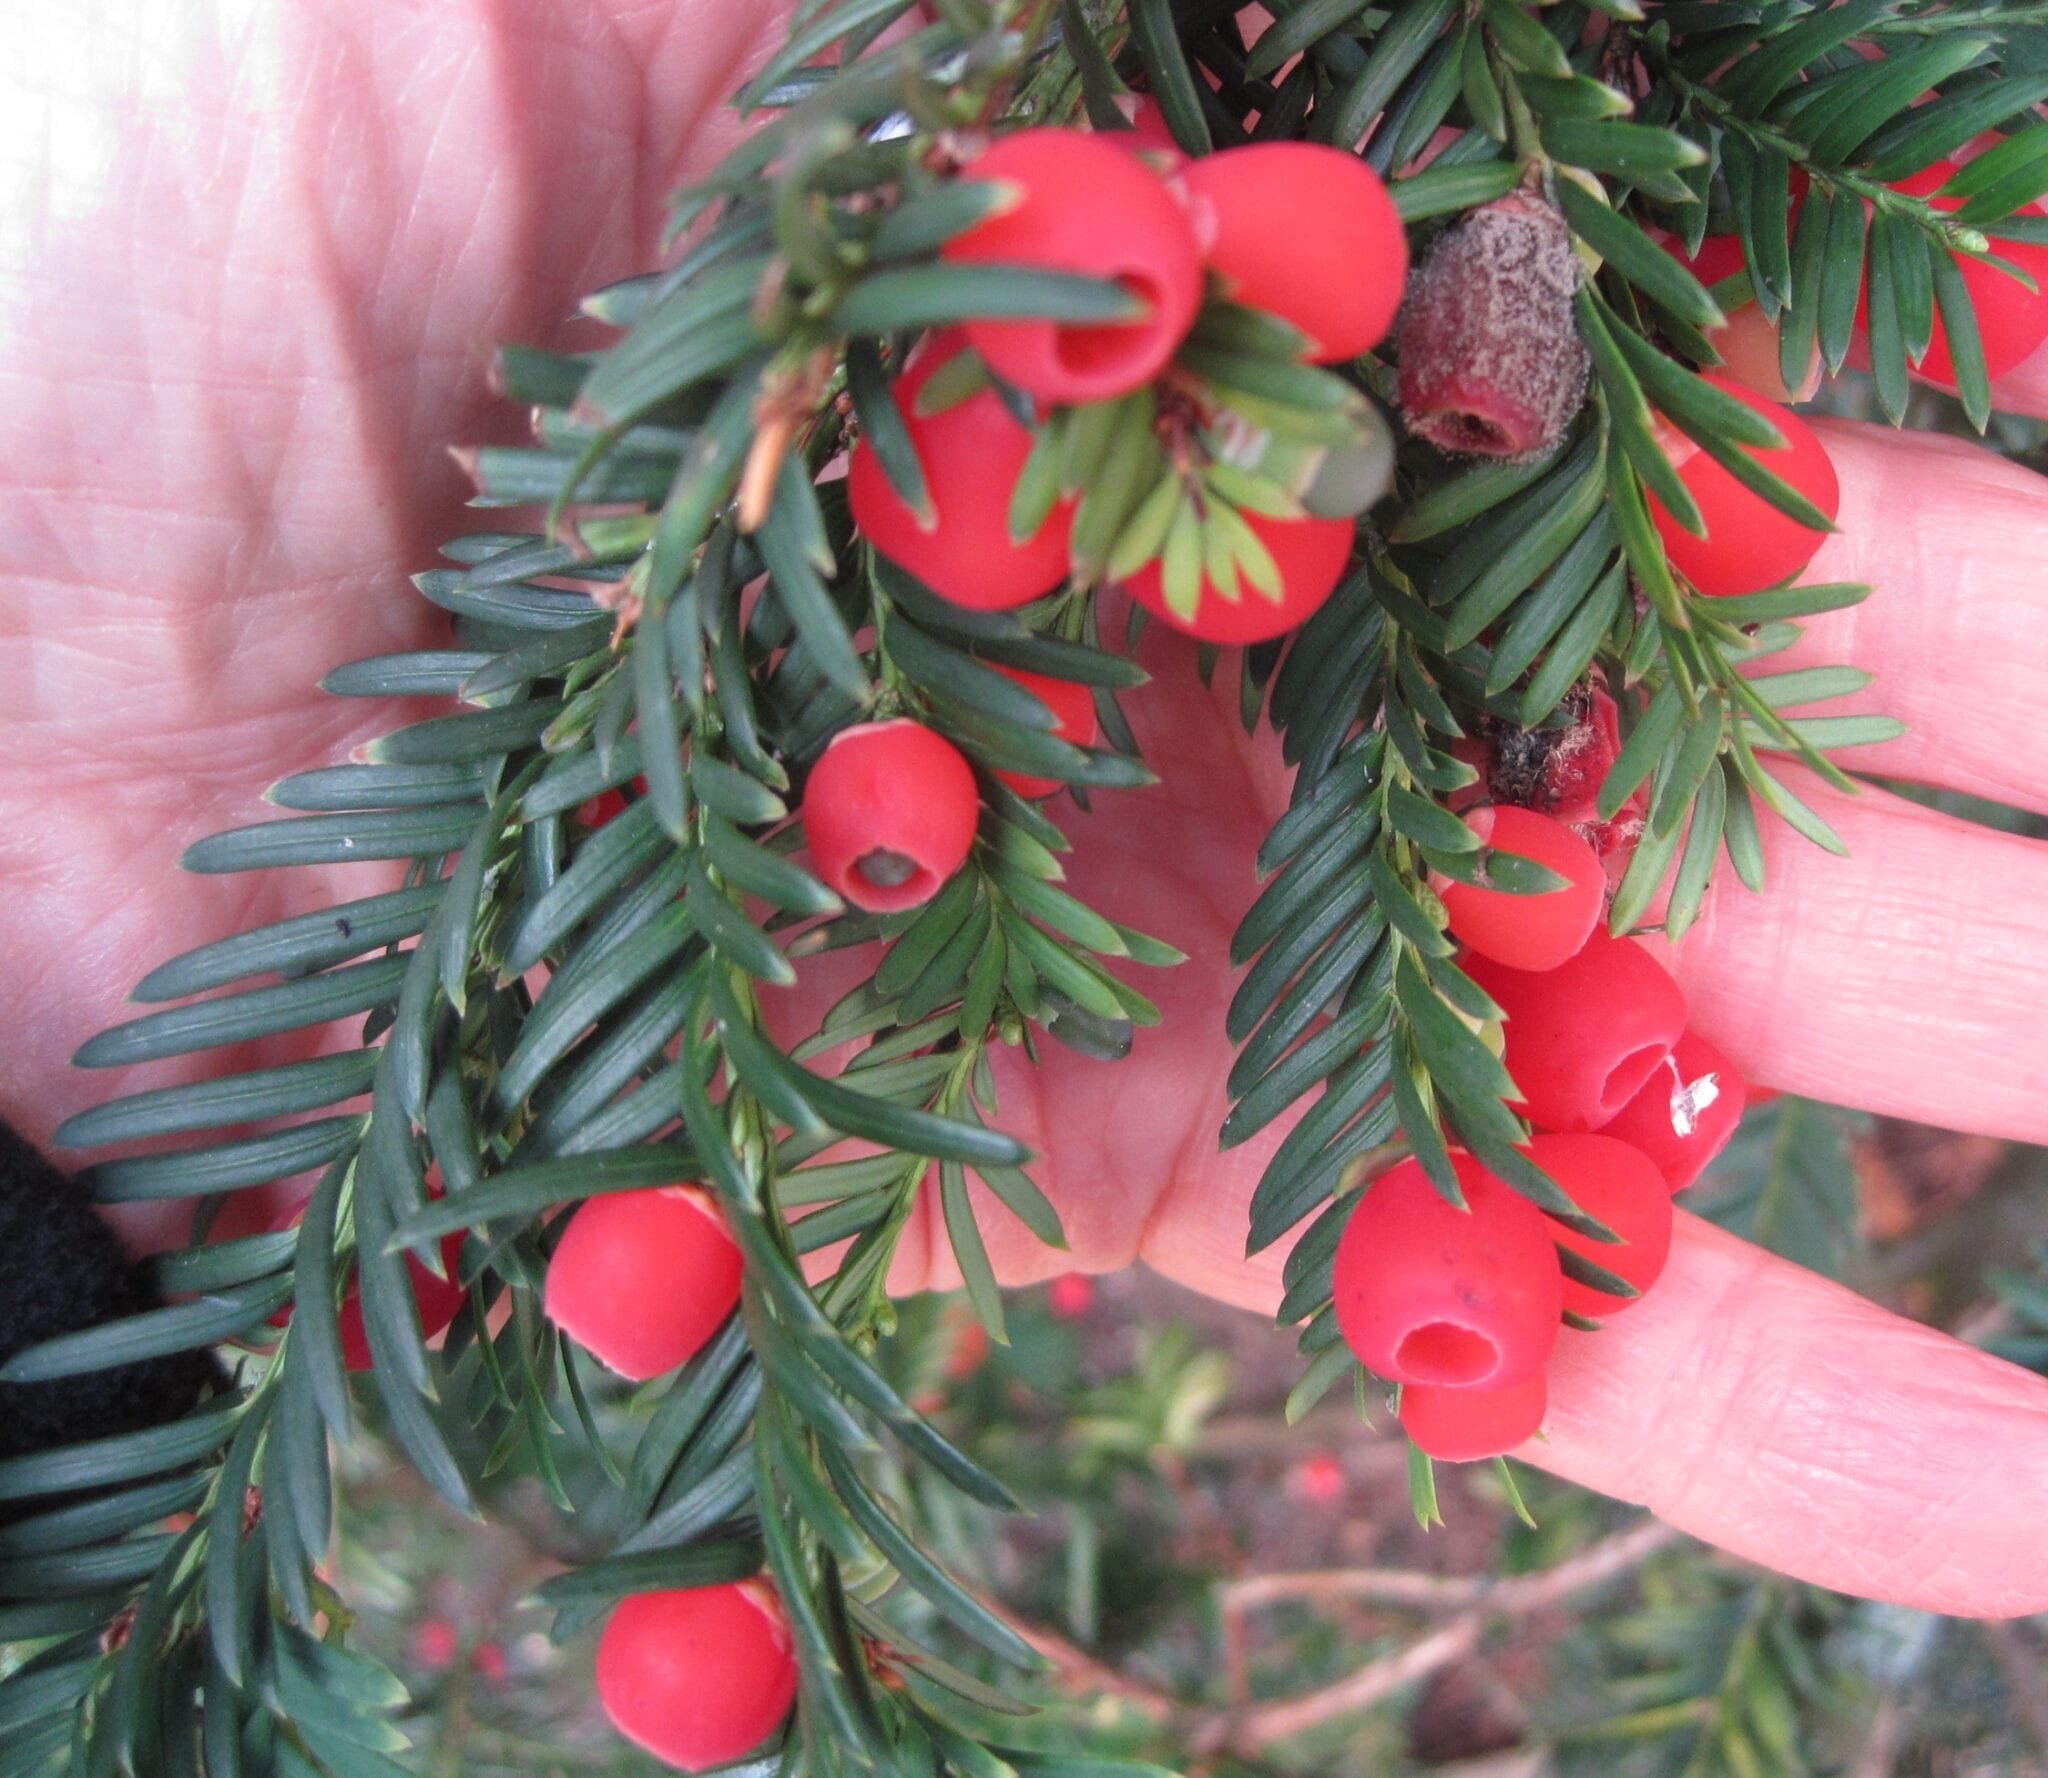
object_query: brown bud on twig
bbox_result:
[1395,192,1591,461]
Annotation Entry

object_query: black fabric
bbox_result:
[0,1119,217,1461]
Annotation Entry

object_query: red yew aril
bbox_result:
[596,1581,798,1772]
[941,128,1204,405]
[1127,94,1177,151]
[1863,161,2048,385]
[1332,1154,1565,1392]
[802,719,980,913]
[845,334,1074,611]
[1047,1272,1096,1319]
[1399,1370,1548,1464]
[340,1243,467,1373]
[578,774,653,829]
[544,1187,743,1382]
[581,787,628,827]
[1288,1450,1347,1503]
[1107,94,1185,166]
[1439,806,1604,974]
[988,664,1099,798]
[411,1617,460,1672]
[1124,510,1354,644]
[1464,930,1688,1133]
[1527,1134,1673,1318]
[1657,230,1819,403]
[1601,1031,1749,1194]
[1177,142,1407,362]
[269,1198,466,1374]
[1646,374,1839,598]
[580,774,650,828]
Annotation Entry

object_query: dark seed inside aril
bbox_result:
[855,848,920,889]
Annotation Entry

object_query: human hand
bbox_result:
[6,0,2048,1626]
[0,0,787,1156]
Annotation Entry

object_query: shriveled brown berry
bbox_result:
[1396,192,1591,460]
[1481,685,1618,824]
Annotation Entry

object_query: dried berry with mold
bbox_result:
[1396,191,1591,460]
[1479,686,1643,872]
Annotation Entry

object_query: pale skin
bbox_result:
[5,1,2048,1621]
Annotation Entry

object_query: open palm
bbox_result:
[8,0,2048,1625]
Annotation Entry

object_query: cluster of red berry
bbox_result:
[1321,176,1908,1468]
[1670,158,2048,403]
[538,119,1892,1766]
[1335,828,1751,1463]
[806,125,1411,917]
[848,126,1404,635]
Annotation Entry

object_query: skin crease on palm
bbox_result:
[7,1,2048,1622]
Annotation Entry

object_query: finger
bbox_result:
[1994,336,2048,421]
[0,3,793,1150]
[1536,1211,2048,1619]
[1149,770,2048,1301]
[1645,775,2048,1140]
[1143,1180,2048,1616]
[1772,420,2048,814]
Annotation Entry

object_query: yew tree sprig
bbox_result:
[12,3,2045,1772]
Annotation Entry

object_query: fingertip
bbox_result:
[1536,1213,2048,1618]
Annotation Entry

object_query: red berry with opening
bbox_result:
[1333,1154,1565,1393]
[940,127,1204,405]
[1601,1030,1750,1194]
[1464,930,1688,1133]
[802,719,980,913]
